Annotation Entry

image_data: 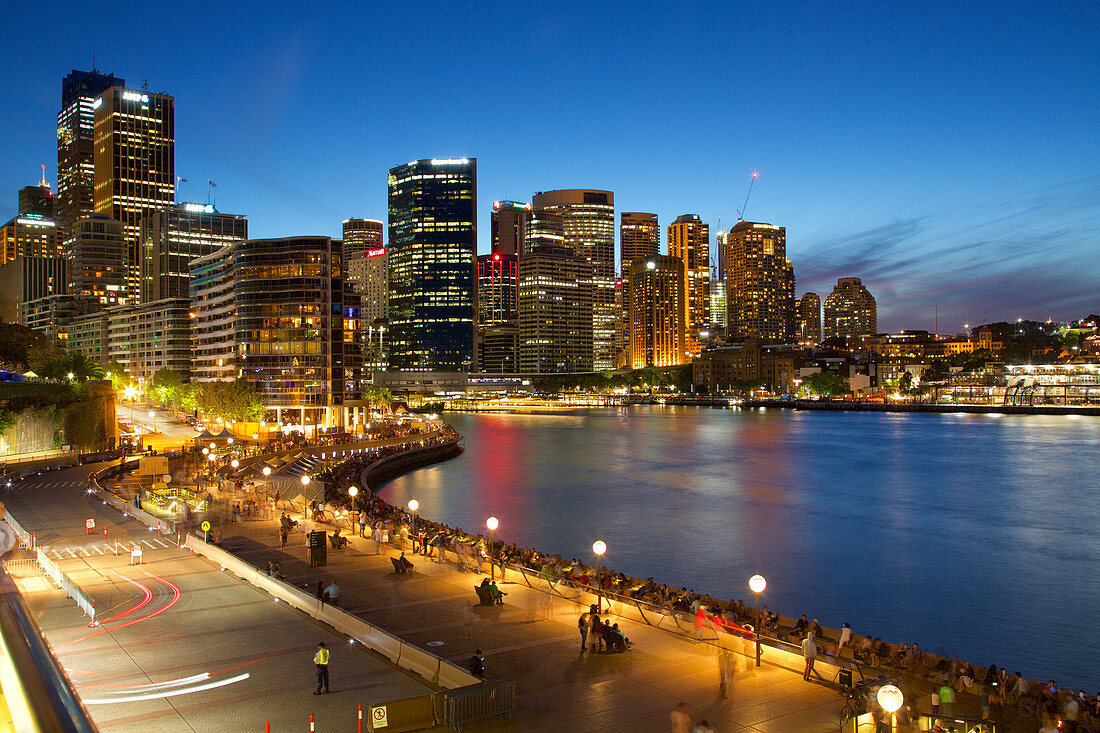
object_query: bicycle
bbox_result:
[838,685,869,726]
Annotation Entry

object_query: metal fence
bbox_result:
[1,516,96,625]
[440,680,515,729]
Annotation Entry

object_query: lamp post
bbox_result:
[485,516,498,580]
[748,574,766,667]
[262,466,271,477]
[592,540,607,613]
[408,498,419,536]
[148,410,156,433]
[877,683,903,730]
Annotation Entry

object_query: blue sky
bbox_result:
[1,1,1097,332]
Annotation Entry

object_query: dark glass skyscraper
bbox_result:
[387,158,476,371]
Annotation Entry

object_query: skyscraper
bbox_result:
[346,247,388,323]
[628,255,687,369]
[342,218,383,262]
[620,212,659,273]
[19,176,55,219]
[531,189,615,370]
[667,214,710,333]
[93,85,175,301]
[0,214,61,264]
[476,252,518,328]
[725,221,795,342]
[387,158,476,371]
[139,203,247,302]
[518,244,594,373]
[796,292,822,346]
[57,69,124,244]
[68,214,127,306]
[491,200,530,257]
[823,278,877,341]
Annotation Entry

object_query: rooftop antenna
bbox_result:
[91,48,97,73]
[40,165,47,188]
[736,171,759,222]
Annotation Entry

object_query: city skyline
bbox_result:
[0,2,1096,333]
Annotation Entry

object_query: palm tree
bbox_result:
[60,352,106,382]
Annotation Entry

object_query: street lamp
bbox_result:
[877,683,903,728]
[230,459,239,469]
[592,540,607,613]
[262,466,272,477]
[348,486,359,498]
[148,410,156,433]
[202,447,209,455]
[748,574,767,667]
[300,475,311,486]
[485,516,498,580]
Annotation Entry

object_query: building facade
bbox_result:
[0,256,66,324]
[823,277,877,341]
[692,338,798,394]
[725,221,795,342]
[796,292,822,346]
[106,298,193,381]
[628,255,687,369]
[67,214,127,306]
[491,200,530,257]
[667,214,710,334]
[342,218,383,262]
[92,86,175,300]
[139,203,247,303]
[476,252,518,328]
[22,294,100,346]
[0,215,61,264]
[19,181,55,219]
[387,158,476,371]
[531,189,615,370]
[189,242,238,382]
[518,244,594,373]
[620,212,659,273]
[346,247,388,323]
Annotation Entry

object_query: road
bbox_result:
[2,463,436,732]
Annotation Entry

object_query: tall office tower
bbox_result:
[93,85,175,301]
[0,256,67,324]
[628,255,687,369]
[527,208,564,249]
[796,292,822,346]
[531,190,615,369]
[725,221,795,342]
[709,281,727,330]
[613,277,628,367]
[68,214,127,306]
[387,158,476,371]
[0,214,61,264]
[19,175,55,218]
[346,247,388,323]
[823,278,877,341]
[139,203,247,302]
[476,252,518,327]
[342,218,383,262]
[57,69,124,244]
[189,242,238,382]
[713,228,727,281]
[667,214,710,333]
[620,212,659,272]
[518,244,594,373]
[491,200,530,257]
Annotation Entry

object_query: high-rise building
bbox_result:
[387,158,476,371]
[19,175,55,219]
[619,212,659,273]
[477,252,518,328]
[189,242,238,382]
[92,85,175,300]
[667,214,710,333]
[531,189,615,369]
[796,292,822,346]
[491,200,530,257]
[346,247,388,323]
[823,278,877,341]
[725,221,795,342]
[342,218,383,262]
[57,69,124,244]
[709,280,727,331]
[0,214,61,264]
[139,203,247,303]
[0,256,66,324]
[518,244,594,373]
[712,228,727,283]
[106,298,193,381]
[67,214,127,306]
[628,255,687,369]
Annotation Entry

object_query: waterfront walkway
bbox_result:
[217,508,845,732]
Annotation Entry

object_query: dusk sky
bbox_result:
[1,1,1097,332]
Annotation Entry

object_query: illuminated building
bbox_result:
[824,278,877,341]
[139,203,247,302]
[620,212,659,273]
[726,221,795,342]
[21,293,100,344]
[480,325,519,373]
[0,215,61,264]
[57,69,124,245]
[67,214,127,306]
[342,218,383,262]
[107,298,193,380]
[491,200,530,258]
[387,158,476,371]
[518,243,594,373]
[628,255,687,368]
[92,85,175,301]
[19,178,55,219]
[346,247,388,323]
[796,292,821,346]
[477,252,518,327]
[692,338,798,394]
[709,280,727,331]
[531,189,615,370]
[189,242,238,382]
[667,214,710,333]
[0,256,66,324]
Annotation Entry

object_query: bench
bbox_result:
[329,534,348,551]
[474,584,494,606]
[391,557,412,574]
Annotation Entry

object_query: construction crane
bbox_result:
[736,170,759,222]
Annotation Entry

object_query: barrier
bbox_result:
[365,694,436,732]
[1,516,96,625]
[440,680,516,729]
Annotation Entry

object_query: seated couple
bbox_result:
[592,619,631,652]
[477,578,506,605]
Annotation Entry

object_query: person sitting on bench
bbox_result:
[329,530,349,550]
[488,580,506,605]
[397,552,413,572]
[475,579,495,605]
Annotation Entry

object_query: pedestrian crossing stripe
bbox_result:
[43,537,176,558]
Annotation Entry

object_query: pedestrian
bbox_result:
[801,631,816,681]
[324,580,340,607]
[578,607,591,652]
[316,581,325,604]
[280,527,288,547]
[467,648,485,677]
[358,510,367,537]
[838,622,852,654]
[313,642,329,694]
[939,683,956,715]
[931,688,941,715]
[587,606,601,653]
[670,702,691,733]
[718,648,734,699]
[692,720,715,733]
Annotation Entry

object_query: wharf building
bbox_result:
[725,221,795,342]
[628,255,687,369]
[92,85,175,302]
[531,189,616,370]
[518,243,594,373]
[57,69,124,245]
[692,338,798,395]
[667,213,710,349]
[823,277,877,341]
[342,218,383,262]
[387,158,476,372]
[490,200,530,257]
[139,203,247,303]
[796,292,821,346]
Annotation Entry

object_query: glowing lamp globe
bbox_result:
[252,433,259,440]
[408,499,419,512]
[300,475,311,486]
[227,437,234,444]
[877,684,903,713]
[486,516,499,531]
[592,540,607,556]
[230,459,239,469]
[148,411,155,418]
[209,443,216,450]
[262,466,272,476]
[348,486,359,497]
[207,454,216,462]
[202,447,209,455]
[748,574,767,594]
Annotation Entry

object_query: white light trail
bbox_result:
[83,673,249,704]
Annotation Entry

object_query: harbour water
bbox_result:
[380,407,1100,689]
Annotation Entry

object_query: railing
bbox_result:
[440,680,516,729]
[2,515,96,625]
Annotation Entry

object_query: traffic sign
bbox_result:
[201,521,211,532]
[86,518,95,529]
[371,705,388,728]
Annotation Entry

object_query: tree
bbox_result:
[150,369,189,410]
[362,385,393,412]
[192,379,264,423]
[899,371,913,392]
[803,371,851,396]
[0,323,51,371]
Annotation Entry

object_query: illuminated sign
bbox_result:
[366,248,386,258]
[183,203,215,214]
[123,91,150,104]
[429,158,469,165]
[17,218,55,226]
[92,97,103,109]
